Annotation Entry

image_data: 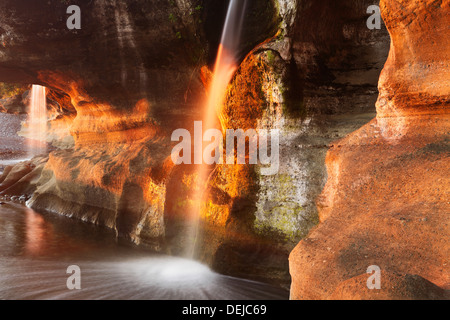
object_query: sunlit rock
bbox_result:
[290,0,450,300]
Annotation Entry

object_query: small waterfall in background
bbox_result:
[27,85,48,156]
[186,0,248,257]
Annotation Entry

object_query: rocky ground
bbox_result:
[0,113,29,173]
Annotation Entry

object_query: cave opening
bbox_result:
[0,0,447,302]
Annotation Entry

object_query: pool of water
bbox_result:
[0,201,289,300]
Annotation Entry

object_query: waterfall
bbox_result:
[27,85,47,155]
[205,0,248,122]
[186,0,248,257]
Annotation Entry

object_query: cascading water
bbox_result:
[27,85,47,155]
[186,0,248,257]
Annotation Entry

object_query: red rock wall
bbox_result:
[377,0,450,116]
[289,0,449,300]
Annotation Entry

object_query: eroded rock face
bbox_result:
[291,0,390,115]
[248,0,390,245]
[0,0,393,287]
[329,272,449,300]
[377,0,450,117]
[185,0,391,284]
[0,0,211,246]
[0,1,198,251]
[290,0,449,299]
[0,0,282,250]
[0,0,206,114]
[0,156,48,199]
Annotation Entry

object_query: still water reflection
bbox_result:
[0,202,288,300]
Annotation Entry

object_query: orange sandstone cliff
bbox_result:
[289,0,450,300]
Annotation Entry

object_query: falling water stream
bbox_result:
[27,85,48,155]
[186,0,249,257]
